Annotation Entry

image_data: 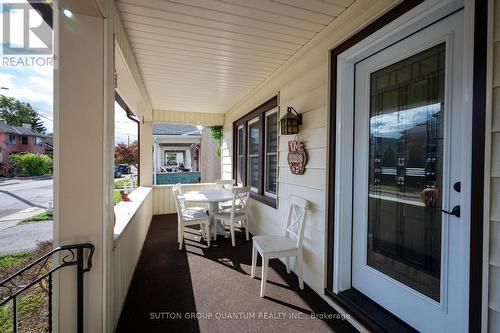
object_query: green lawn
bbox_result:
[19,212,52,224]
[0,252,31,268]
[114,191,121,205]
[114,177,138,189]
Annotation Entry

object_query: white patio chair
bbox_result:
[213,186,250,246]
[215,179,236,211]
[251,195,309,297]
[215,179,234,190]
[172,185,210,250]
[174,183,184,195]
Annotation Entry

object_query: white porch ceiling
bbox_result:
[117,0,355,114]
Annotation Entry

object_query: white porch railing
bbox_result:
[153,183,216,215]
[112,188,153,328]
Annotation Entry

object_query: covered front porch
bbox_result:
[40,0,495,332]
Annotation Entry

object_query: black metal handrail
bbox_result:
[0,243,95,333]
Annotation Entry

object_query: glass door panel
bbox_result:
[367,43,445,301]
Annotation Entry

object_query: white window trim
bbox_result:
[264,108,278,198]
[247,117,260,193]
[236,124,244,186]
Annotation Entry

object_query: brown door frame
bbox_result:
[325,0,487,332]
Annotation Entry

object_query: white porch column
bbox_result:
[140,121,153,186]
[54,1,113,332]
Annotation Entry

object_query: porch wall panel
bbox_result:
[221,0,401,300]
[153,110,224,126]
[112,190,153,327]
[153,183,216,215]
[490,0,500,330]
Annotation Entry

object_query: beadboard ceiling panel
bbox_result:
[117,0,355,113]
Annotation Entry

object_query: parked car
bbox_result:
[114,166,122,178]
[116,164,131,174]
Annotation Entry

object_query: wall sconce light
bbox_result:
[280,106,302,135]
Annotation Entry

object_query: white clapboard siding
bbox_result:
[490,0,500,330]
[153,183,217,215]
[112,189,153,328]
[221,0,401,298]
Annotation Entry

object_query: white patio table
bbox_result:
[183,188,233,237]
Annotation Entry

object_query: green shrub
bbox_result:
[10,153,52,176]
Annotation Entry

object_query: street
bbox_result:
[0,179,53,254]
[0,178,53,219]
[0,221,52,255]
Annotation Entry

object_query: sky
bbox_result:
[0,65,53,133]
[115,101,138,145]
[0,0,54,133]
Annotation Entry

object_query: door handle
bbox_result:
[436,205,460,218]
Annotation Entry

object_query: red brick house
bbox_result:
[0,122,48,170]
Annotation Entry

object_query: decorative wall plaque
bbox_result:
[287,140,308,175]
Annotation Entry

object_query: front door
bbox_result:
[352,11,469,332]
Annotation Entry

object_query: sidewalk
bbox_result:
[0,207,47,231]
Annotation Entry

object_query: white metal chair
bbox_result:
[251,195,309,297]
[213,186,250,246]
[172,185,210,250]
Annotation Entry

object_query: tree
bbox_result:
[114,143,139,166]
[0,95,47,133]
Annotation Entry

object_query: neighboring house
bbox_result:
[152,124,220,184]
[43,133,54,156]
[0,122,47,169]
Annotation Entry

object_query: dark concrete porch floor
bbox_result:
[115,214,358,333]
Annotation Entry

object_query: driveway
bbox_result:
[0,220,53,255]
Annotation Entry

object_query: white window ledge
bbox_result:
[114,186,152,239]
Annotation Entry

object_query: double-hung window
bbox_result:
[233,96,278,207]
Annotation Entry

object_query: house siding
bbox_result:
[222,0,400,299]
[489,0,500,331]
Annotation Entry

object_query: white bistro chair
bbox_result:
[172,184,210,250]
[215,179,236,211]
[251,195,309,297]
[213,186,250,246]
[174,182,184,195]
[215,179,234,190]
